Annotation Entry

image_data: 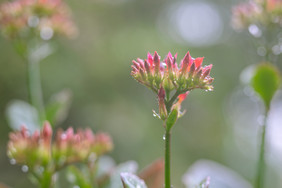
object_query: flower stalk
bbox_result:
[164,130,171,188]
[255,108,269,188]
[27,55,46,123]
[131,51,214,188]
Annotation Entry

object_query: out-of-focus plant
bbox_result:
[7,121,113,188]
[232,1,282,188]
[129,51,214,188]
[0,0,77,130]
[232,0,282,61]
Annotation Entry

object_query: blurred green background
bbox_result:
[1,0,281,187]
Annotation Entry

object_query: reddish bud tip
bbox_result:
[190,62,195,74]
[178,91,189,104]
[158,86,166,100]
[42,121,52,139]
[144,60,151,73]
[154,51,159,63]
[194,57,204,69]
[202,64,213,78]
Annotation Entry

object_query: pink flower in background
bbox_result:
[7,122,113,168]
[0,0,77,39]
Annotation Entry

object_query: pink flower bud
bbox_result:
[158,86,167,120]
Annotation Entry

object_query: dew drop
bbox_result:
[163,134,166,140]
[248,24,262,38]
[40,26,54,40]
[21,165,29,173]
[153,113,157,117]
[10,158,16,165]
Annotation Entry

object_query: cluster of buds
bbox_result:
[232,0,282,30]
[7,122,52,167]
[7,122,113,169]
[0,0,77,39]
[53,127,113,167]
[131,51,213,120]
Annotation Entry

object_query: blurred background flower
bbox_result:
[0,0,282,187]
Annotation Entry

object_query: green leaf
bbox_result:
[45,89,72,126]
[121,173,147,188]
[67,166,92,188]
[251,64,281,109]
[6,100,40,132]
[166,109,178,131]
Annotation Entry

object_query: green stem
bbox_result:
[27,56,46,123]
[164,130,171,188]
[255,108,269,188]
[166,90,181,113]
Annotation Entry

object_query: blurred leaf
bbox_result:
[121,172,147,188]
[97,156,116,178]
[139,159,164,188]
[45,89,72,126]
[107,161,138,188]
[67,166,91,188]
[251,63,281,109]
[166,109,178,131]
[6,100,40,132]
[182,160,252,188]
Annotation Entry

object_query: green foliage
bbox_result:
[166,109,178,131]
[251,63,281,109]
[67,166,92,188]
[120,173,147,188]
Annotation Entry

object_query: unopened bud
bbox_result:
[158,86,167,120]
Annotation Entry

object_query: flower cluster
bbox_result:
[131,51,213,120]
[131,51,213,94]
[7,122,52,167]
[7,122,113,168]
[53,127,113,167]
[0,0,77,39]
[232,0,282,30]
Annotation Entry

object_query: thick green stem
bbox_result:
[164,130,171,188]
[27,57,46,123]
[255,109,269,188]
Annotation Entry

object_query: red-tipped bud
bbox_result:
[144,60,151,74]
[158,86,167,120]
[166,57,172,71]
[132,60,140,70]
[202,64,212,78]
[147,52,153,65]
[178,92,189,104]
[66,127,74,140]
[190,62,195,75]
[181,52,191,74]
[171,91,189,114]
[195,68,203,79]
[194,57,204,69]
[42,121,52,140]
[154,51,160,74]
